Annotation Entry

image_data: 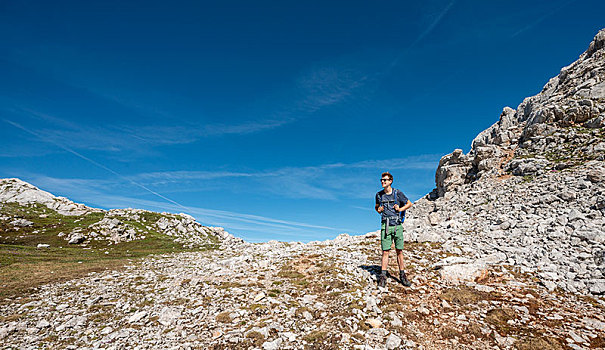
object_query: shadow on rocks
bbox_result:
[360,265,408,284]
[359,264,381,277]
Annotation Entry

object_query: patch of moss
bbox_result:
[215,311,231,323]
[440,326,462,339]
[303,330,328,343]
[439,286,488,305]
[485,308,519,335]
[246,331,265,345]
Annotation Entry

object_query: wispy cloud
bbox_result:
[123,154,440,201]
[2,54,369,157]
[296,67,368,113]
[510,0,576,38]
[18,174,354,242]
[5,106,293,154]
[131,154,439,182]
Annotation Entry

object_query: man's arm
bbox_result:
[375,193,383,213]
[394,192,412,212]
[399,199,412,212]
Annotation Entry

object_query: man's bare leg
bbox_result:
[378,250,390,287]
[396,248,411,286]
[381,250,390,271]
[396,249,404,270]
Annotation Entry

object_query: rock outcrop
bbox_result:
[435,28,605,193]
[0,178,102,216]
[404,29,605,296]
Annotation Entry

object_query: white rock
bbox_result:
[583,317,605,331]
[36,320,50,329]
[386,333,402,349]
[254,292,266,302]
[440,263,488,284]
[262,338,282,350]
[128,311,148,323]
[10,219,33,227]
[158,307,181,326]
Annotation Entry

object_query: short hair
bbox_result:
[381,172,393,181]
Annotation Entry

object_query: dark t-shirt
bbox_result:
[375,189,409,225]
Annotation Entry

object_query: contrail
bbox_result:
[410,0,456,48]
[3,119,191,212]
[388,0,456,71]
[510,0,576,38]
[5,119,349,233]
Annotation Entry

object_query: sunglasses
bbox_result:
[380,178,391,182]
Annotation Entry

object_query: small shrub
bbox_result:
[514,336,564,350]
[246,330,265,345]
[440,287,483,305]
[303,330,328,343]
[440,326,461,339]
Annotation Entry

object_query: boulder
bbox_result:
[68,233,85,244]
[10,219,33,227]
[440,263,488,284]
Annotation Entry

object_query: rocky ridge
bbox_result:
[402,29,605,296]
[0,178,242,248]
[0,178,101,216]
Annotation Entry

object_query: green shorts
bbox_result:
[381,223,404,251]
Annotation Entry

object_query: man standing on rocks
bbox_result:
[375,172,413,288]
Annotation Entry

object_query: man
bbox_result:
[375,172,413,288]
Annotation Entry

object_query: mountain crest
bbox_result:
[435,28,605,198]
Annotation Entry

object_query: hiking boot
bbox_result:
[378,274,387,288]
[399,271,411,287]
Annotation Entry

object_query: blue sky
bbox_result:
[1,0,603,242]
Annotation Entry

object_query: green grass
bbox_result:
[0,202,218,301]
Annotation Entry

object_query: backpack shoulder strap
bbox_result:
[393,189,400,218]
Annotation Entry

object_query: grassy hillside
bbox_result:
[0,202,218,302]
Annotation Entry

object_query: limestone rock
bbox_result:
[440,263,488,284]
[0,178,102,216]
[365,318,382,328]
[158,307,181,326]
[10,219,33,227]
[386,333,402,349]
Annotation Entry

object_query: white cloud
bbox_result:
[121,154,439,201]
[17,174,353,238]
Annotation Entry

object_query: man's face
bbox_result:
[381,177,392,189]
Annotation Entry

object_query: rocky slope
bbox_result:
[1,30,605,350]
[0,178,242,248]
[1,235,604,349]
[402,29,605,297]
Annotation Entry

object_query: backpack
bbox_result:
[380,188,404,225]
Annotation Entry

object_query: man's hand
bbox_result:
[394,204,400,211]
[377,206,384,213]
